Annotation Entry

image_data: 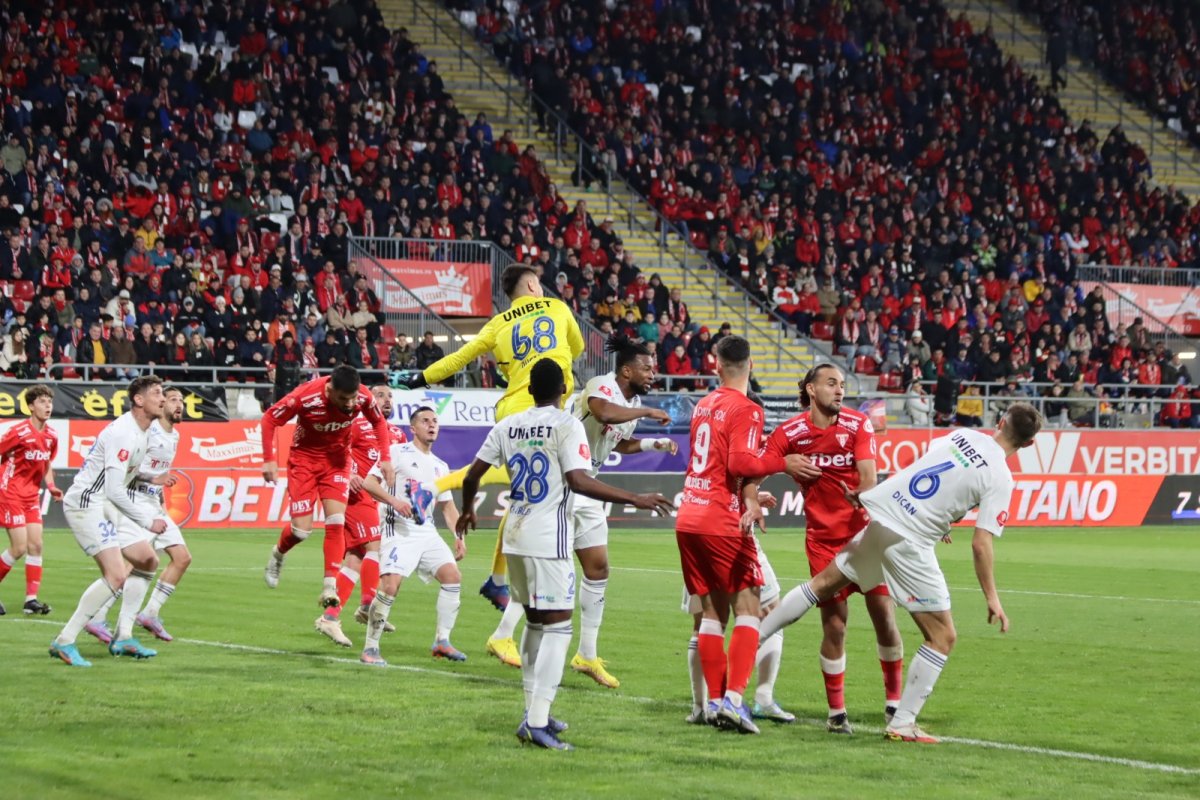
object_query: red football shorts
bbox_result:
[286,456,350,517]
[807,535,889,604]
[0,498,39,529]
[344,499,381,549]
[676,530,763,597]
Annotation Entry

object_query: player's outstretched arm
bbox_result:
[615,437,677,456]
[401,328,496,389]
[360,474,412,518]
[456,457,493,536]
[971,527,1009,633]
[564,469,675,516]
[588,396,672,427]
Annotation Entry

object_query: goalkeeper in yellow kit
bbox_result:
[392,264,584,667]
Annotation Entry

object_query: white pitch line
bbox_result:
[8,618,1198,776]
[612,566,1200,605]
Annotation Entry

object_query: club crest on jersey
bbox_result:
[600,385,613,396]
[117,449,130,462]
[836,433,848,448]
[996,511,1009,528]
[579,443,591,459]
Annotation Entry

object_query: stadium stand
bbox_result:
[451,0,1200,422]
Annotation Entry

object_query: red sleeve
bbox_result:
[360,388,391,457]
[763,425,790,460]
[854,417,877,463]
[0,425,23,457]
[261,386,302,462]
[727,406,785,478]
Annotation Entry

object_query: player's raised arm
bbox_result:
[260,388,302,482]
[397,324,497,389]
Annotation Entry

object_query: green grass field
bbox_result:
[1,526,1198,799]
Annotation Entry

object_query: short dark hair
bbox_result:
[128,375,163,400]
[1003,402,1042,447]
[605,333,651,371]
[529,358,565,404]
[501,264,538,298]
[24,384,52,404]
[411,405,438,423]
[714,334,750,368]
[162,384,184,398]
[330,364,361,394]
[799,362,841,409]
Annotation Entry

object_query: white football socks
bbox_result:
[528,619,572,728]
[435,584,461,642]
[57,579,119,645]
[116,569,154,640]
[890,644,948,728]
[753,631,784,707]
[492,599,524,640]
[576,577,607,660]
[760,582,819,639]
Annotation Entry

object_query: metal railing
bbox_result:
[1077,264,1200,287]
[348,237,470,386]
[407,0,815,379]
[951,0,1200,182]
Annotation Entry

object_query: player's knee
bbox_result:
[291,527,312,542]
[441,565,462,584]
[823,616,847,645]
[8,540,27,559]
[174,548,193,571]
[582,560,609,581]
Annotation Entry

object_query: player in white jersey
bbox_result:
[759,403,1043,743]
[83,387,191,645]
[49,376,169,667]
[357,404,466,666]
[458,359,674,751]
[567,335,675,687]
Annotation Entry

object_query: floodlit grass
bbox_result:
[1,526,1197,799]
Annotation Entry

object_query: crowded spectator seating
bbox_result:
[1023,0,1200,149]
[456,0,1200,420]
[0,0,710,398]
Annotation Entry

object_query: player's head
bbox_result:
[161,385,185,424]
[606,333,655,396]
[410,405,440,445]
[998,401,1042,450]
[370,384,393,417]
[24,384,53,422]
[714,334,752,382]
[799,363,845,413]
[327,365,361,413]
[501,264,543,300]
[128,374,165,417]
[528,358,566,406]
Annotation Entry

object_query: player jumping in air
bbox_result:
[261,365,395,610]
[50,376,169,666]
[760,403,1042,743]
[458,359,674,751]
[560,334,676,688]
[763,364,906,733]
[392,264,584,614]
[313,384,412,647]
[675,335,818,733]
[0,384,61,617]
[86,386,193,645]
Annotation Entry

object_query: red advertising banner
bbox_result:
[376,259,492,317]
[1082,281,1200,335]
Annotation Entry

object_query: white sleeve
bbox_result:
[586,375,620,403]
[557,418,593,475]
[101,434,157,527]
[475,422,506,468]
[975,470,1014,537]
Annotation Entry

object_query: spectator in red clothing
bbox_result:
[666,343,694,391]
[1161,384,1194,428]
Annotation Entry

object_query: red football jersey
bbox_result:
[260,376,389,467]
[763,407,877,544]
[0,420,57,504]
[676,387,785,536]
[347,416,384,508]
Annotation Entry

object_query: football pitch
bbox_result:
[1,526,1197,799]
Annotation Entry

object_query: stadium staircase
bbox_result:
[944,0,1200,200]
[378,0,830,395]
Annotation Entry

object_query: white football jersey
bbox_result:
[860,428,1014,545]
[374,441,451,537]
[135,420,179,487]
[577,372,640,477]
[64,412,156,527]
[475,405,590,559]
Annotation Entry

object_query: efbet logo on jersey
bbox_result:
[812,452,854,468]
[23,450,50,461]
[311,420,353,433]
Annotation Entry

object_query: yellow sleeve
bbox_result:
[421,319,498,384]
[557,301,585,359]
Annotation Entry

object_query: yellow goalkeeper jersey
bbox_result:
[421,295,585,420]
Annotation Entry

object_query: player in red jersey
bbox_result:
[0,384,61,616]
[260,365,396,609]
[675,335,818,733]
[763,363,905,733]
[314,385,412,647]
